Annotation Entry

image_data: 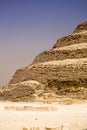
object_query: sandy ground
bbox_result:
[0,102,87,130]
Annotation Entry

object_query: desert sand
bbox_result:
[0,101,87,130]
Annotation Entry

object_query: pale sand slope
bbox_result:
[0,102,87,130]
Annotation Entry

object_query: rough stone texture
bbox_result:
[9,58,87,85]
[0,80,45,101]
[0,21,87,101]
[9,21,87,85]
[73,21,87,33]
[32,22,87,64]
[32,48,87,64]
[53,22,87,48]
[53,32,87,49]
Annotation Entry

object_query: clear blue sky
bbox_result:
[0,0,87,85]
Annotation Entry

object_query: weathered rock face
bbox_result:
[9,58,87,85]
[73,21,87,33]
[53,21,87,48]
[9,22,87,85]
[32,44,87,64]
[29,22,87,64]
[0,22,87,101]
[0,81,44,101]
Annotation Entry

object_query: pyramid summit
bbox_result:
[0,21,87,102]
[73,21,87,33]
[53,21,87,48]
